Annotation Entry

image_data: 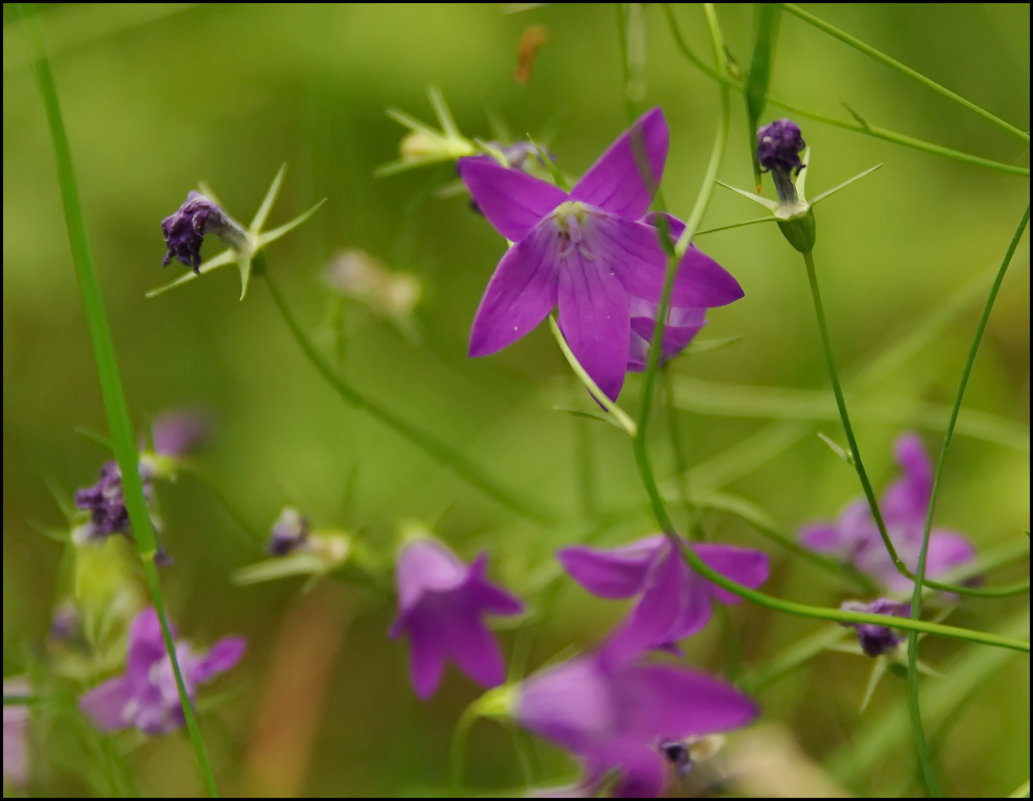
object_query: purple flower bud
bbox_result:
[660,740,694,778]
[756,119,806,175]
[161,191,248,273]
[268,507,310,556]
[495,141,556,172]
[840,598,911,657]
[150,410,212,458]
[74,460,156,541]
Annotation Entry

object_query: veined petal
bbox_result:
[458,157,567,242]
[595,217,744,308]
[695,544,770,605]
[469,223,558,357]
[80,677,132,731]
[557,252,631,402]
[557,537,664,599]
[571,108,668,220]
[616,664,759,739]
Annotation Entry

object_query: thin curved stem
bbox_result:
[781,3,1029,142]
[20,4,219,794]
[659,4,1029,177]
[262,270,557,524]
[905,204,1029,797]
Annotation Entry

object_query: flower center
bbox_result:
[550,201,596,261]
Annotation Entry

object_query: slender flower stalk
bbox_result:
[20,7,220,794]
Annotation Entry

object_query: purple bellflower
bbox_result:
[558,536,769,657]
[390,538,524,699]
[516,648,758,797]
[840,598,911,657]
[162,191,248,273]
[458,108,743,401]
[800,433,976,593]
[79,608,245,736]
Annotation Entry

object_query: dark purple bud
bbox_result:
[756,119,806,175]
[660,740,694,778]
[840,598,911,657]
[161,191,248,274]
[268,507,309,556]
[74,461,154,538]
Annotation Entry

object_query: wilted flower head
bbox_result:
[268,506,310,556]
[459,108,743,400]
[79,608,244,736]
[558,536,769,658]
[3,678,31,789]
[74,461,154,542]
[515,649,757,797]
[840,598,911,657]
[757,119,806,176]
[161,191,248,273]
[390,536,523,699]
[800,433,976,593]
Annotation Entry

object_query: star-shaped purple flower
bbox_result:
[79,608,245,736]
[800,433,976,593]
[558,536,769,658]
[458,108,744,400]
[516,648,758,797]
[390,539,524,699]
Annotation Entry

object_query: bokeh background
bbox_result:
[3,3,1029,797]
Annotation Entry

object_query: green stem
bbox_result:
[663,366,700,537]
[448,703,478,797]
[905,204,1029,796]
[659,4,1029,176]
[261,270,556,524]
[780,3,1029,142]
[628,1,1030,657]
[19,5,219,795]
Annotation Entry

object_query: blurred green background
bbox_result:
[3,3,1029,797]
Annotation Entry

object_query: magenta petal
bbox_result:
[695,544,770,605]
[458,157,567,242]
[924,529,977,578]
[617,665,759,739]
[191,637,246,684]
[517,657,615,754]
[126,608,171,679]
[557,255,631,401]
[882,433,933,525]
[469,223,558,357]
[448,615,507,689]
[395,540,468,615]
[557,538,663,599]
[605,743,667,798]
[571,108,669,220]
[799,522,842,553]
[79,677,131,731]
[608,545,688,657]
[406,618,446,699]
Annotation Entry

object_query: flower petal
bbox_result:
[405,615,447,699]
[799,522,842,553]
[126,608,172,681]
[446,613,508,689]
[594,216,744,308]
[517,656,615,754]
[557,537,664,599]
[557,252,631,401]
[79,677,132,731]
[571,108,668,220]
[458,157,567,242]
[695,544,770,605]
[604,742,667,799]
[395,539,468,618]
[881,433,932,526]
[469,223,559,357]
[924,529,976,579]
[615,664,759,739]
[607,544,691,657]
[191,637,246,684]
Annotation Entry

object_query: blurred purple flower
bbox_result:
[800,433,976,593]
[79,608,245,736]
[149,410,211,458]
[558,536,769,658]
[840,598,911,657]
[268,506,310,556]
[3,679,30,789]
[74,461,154,541]
[389,539,523,699]
[516,649,757,797]
[458,108,743,401]
[161,191,248,273]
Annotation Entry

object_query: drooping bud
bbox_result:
[161,191,249,273]
[268,506,310,556]
[840,598,911,657]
